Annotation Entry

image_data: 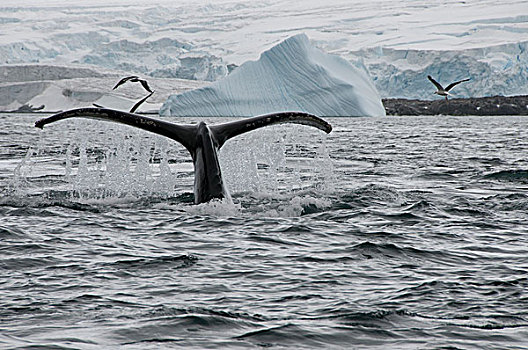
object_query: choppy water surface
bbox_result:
[1,114,527,349]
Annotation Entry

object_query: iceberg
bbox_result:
[160,34,386,117]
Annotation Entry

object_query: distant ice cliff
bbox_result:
[357,41,528,100]
[161,34,385,117]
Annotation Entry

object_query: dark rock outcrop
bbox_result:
[383,95,528,116]
[8,104,46,113]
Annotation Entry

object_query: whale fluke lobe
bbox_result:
[35,107,332,204]
[210,111,332,149]
[35,107,197,153]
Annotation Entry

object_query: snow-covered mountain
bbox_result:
[1,0,526,104]
[161,34,385,117]
[0,64,207,112]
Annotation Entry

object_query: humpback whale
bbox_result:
[427,75,470,101]
[35,108,332,204]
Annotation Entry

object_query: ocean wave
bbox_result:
[234,323,332,348]
[0,225,27,238]
[350,241,467,264]
[483,169,528,182]
[1,255,62,270]
[331,309,417,326]
[144,305,268,323]
[0,193,103,213]
[465,156,505,166]
[3,115,528,349]
[484,193,528,211]
[338,184,403,209]
[109,254,198,270]
[247,233,308,247]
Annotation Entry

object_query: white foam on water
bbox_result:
[14,119,335,215]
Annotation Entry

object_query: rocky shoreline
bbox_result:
[383,95,528,116]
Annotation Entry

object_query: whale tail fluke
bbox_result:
[34,107,332,204]
[35,108,331,151]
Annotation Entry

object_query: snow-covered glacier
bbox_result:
[0,64,207,112]
[0,13,228,82]
[77,38,228,82]
[160,34,385,117]
[1,0,527,106]
[356,41,528,100]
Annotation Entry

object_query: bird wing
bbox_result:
[139,79,153,93]
[129,92,154,113]
[445,78,470,92]
[427,75,444,91]
[112,76,138,90]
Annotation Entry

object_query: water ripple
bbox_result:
[1,115,528,349]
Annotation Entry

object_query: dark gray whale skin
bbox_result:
[35,108,332,204]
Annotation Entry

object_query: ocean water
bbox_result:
[1,113,527,349]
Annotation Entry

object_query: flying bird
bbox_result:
[427,75,470,100]
[112,76,153,93]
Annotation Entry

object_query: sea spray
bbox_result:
[9,130,48,196]
[314,134,336,193]
[220,124,334,198]
[9,146,34,196]
[13,119,334,206]
[66,121,184,200]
